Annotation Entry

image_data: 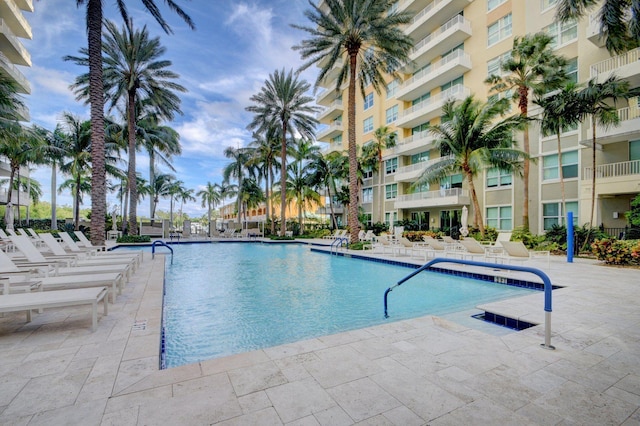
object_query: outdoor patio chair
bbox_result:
[499,241,550,269]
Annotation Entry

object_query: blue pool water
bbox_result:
[129,243,536,368]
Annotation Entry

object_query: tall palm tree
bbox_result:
[293,0,413,242]
[0,75,25,124]
[150,172,175,219]
[575,75,631,228]
[41,125,67,230]
[248,129,280,235]
[197,182,221,237]
[415,96,526,236]
[66,19,186,236]
[239,178,265,226]
[535,83,581,220]
[308,151,348,229]
[166,179,187,230]
[69,0,193,246]
[246,69,319,236]
[557,0,638,53]
[364,126,397,223]
[223,146,253,227]
[486,32,567,231]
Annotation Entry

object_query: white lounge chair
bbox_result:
[0,287,108,331]
[499,241,550,269]
[56,232,142,268]
[458,238,491,260]
[72,231,107,251]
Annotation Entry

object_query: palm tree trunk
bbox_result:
[466,170,484,236]
[237,175,243,227]
[149,154,155,219]
[207,201,212,237]
[74,175,82,230]
[589,120,597,228]
[87,0,106,246]
[127,91,138,235]
[122,189,129,233]
[269,165,276,235]
[51,162,58,230]
[264,164,270,232]
[327,184,337,229]
[519,86,530,231]
[5,167,16,226]
[347,52,361,243]
[280,123,288,236]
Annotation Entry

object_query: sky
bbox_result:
[22,0,318,219]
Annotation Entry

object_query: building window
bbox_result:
[385,157,398,174]
[488,13,512,46]
[385,212,395,226]
[566,58,578,84]
[412,93,430,106]
[331,134,342,143]
[385,183,398,199]
[386,79,399,99]
[411,151,429,164]
[362,187,373,203]
[364,92,374,110]
[545,19,577,48]
[412,123,430,134]
[541,0,558,11]
[487,51,511,78]
[441,76,463,92]
[486,206,512,230]
[362,164,373,179]
[543,150,578,180]
[363,116,374,133]
[487,0,507,12]
[543,201,578,230]
[385,105,399,124]
[362,213,372,227]
[631,140,640,161]
[440,174,463,189]
[486,168,512,188]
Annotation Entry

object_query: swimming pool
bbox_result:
[133,243,537,368]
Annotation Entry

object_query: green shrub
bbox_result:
[269,235,295,241]
[348,241,371,250]
[591,238,640,265]
[403,230,438,242]
[511,226,544,249]
[117,235,151,244]
[369,222,389,236]
[468,226,498,243]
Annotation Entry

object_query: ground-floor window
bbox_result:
[361,213,372,228]
[486,205,512,230]
[543,201,578,230]
[410,211,430,230]
[362,187,373,203]
[385,211,396,227]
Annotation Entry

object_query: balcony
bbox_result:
[0,0,31,39]
[317,57,345,89]
[392,130,437,156]
[394,155,453,182]
[14,0,33,12]
[581,106,640,147]
[405,0,472,41]
[395,187,470,209]
[0,51,30,93]
[586,12,606,47]
[317,99,344,121]
[590,47,640,87]
[316,120,344,142]
[396,85,470,129]
[0,18,30,66]
[316,205,345,215]
[582,159,640,196]
[321,141,344,155]
[397,0,434,14]
[396,50,471,101]
[406,15,471,70]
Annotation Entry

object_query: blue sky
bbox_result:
[23,0,316,218]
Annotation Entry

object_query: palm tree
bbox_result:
[69,0,193,246]
[248,129,280,235]
[166,179,187,230]
[364,126,397,223]
[575,75,631,228]
[41,125,67,230]
[246,69,319,236]
[66,19,186,236]
[415,96,526,236]
[150,173,175,219]
[535,83,581,220]
[239,178,265,226]
[223,146,253,227]
[197,182,221,237]
[0,75,25,124]
[293,0,413,242]
[308,151,348,229]
[486,32,568,231]
[557,0,638,53]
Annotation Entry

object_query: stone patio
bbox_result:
[0,242,639,425]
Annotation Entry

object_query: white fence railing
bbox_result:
[583,159,640,180]
[396,187,468,203]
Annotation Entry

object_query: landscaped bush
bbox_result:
[511,226,545,249]
[467,226,498,243]
[117,235,151,244]
[403,230,438,242]
[591,238,640,265]
[348,241,371,250]
[368,222,389,236]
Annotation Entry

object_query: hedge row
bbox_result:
[591,239,640,266]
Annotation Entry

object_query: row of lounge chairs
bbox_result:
[366,232,550,269]
[0,230,145,331]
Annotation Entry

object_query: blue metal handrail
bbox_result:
[383,257,555,349]
[330,237,349,255]
[152,240,174,264]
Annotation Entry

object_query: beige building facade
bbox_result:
[315,0,640,237]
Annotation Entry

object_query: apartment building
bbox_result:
[0,0,33,207]
[314,0,640,236]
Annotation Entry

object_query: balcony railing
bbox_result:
[590,47,640,77]
[409,0,443,25]
[583,159,640,180]
[400,50,470,91]
[396,187,468,203]
[399,84,469,118]
[412,15,468,53]
[396,155,453,175]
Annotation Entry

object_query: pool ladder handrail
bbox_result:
[330,237,349,255]
[383,257,555,350]
[152,240,174,264]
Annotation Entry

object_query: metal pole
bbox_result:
[567,211,574,263]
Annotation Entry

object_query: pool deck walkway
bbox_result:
[0,239,639,425]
